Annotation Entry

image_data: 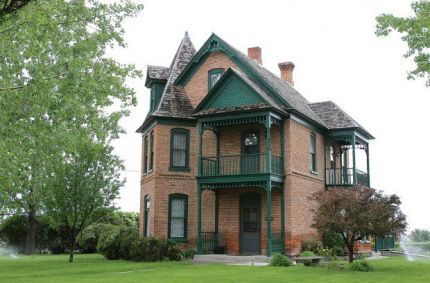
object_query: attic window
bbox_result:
[208,68,224,90]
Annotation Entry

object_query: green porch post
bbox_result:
[366,143,370,187]
[324,138,327,186]
[265,115,272,174]
[280,187,285,253]
[215,190,219,238]
[352,134,357,185]
[266,181,272,257]
[280,121,285,253]
[198,122,203,176]
[280,121,285,172]
[197,183,202,254]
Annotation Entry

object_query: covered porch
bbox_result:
[325,130,371,187]
[195,110,286,256]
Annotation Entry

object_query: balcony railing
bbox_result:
[325,168,369,187]
[201,153,283,177]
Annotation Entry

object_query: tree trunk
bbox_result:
[348,243,355,263]
[25,208,36,255]
[68,240,75,263]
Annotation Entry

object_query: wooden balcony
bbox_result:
[201,153,283,177]
[325,168,369,187]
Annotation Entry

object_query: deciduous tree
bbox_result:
[310,186,407,262]
[376,0,430,86]
[0,0,142,254]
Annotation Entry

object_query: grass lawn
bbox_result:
[0,254,429,283]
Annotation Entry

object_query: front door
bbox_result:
[241,130,260,174]
[240,194,261,255]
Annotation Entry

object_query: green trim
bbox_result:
[149,131,154,171]
[215,191,219,235]
[143,136,148,174]
[352,134,357,185]
[366,144,370,187]
[208,68,224,90]
[197,184,202,253]
[280,187,285,253]
[169,128,190,172]
[136,116,195,134]
[266,182,272,257]
[157,118,196,126]
[194,68,283,115]
[310,132,317,172]
[239,193,262,255]
[168,193,188,242]
[149,83,165,113]
[175,34,295,112]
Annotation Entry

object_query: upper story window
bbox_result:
[143,136,148,174]
[170,128,190,171]
[168,194,188,242]
[149,131,154,171]
[310,132,317,173]
[208,68,224,90]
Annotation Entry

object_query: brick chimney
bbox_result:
[278,62,295,86]
[248,47,262,64]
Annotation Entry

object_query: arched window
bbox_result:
[144,195,151,237]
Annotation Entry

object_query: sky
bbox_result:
[108,0,429,231]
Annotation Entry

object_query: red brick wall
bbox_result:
[184,51,238,107]
[139,51,329,256]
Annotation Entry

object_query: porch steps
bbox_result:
[193,254,270,264]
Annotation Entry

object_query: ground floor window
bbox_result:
[144,195,151,237]
[168,194,188,242]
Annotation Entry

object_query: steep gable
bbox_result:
[175,33,324,126]
[194,68,285,116]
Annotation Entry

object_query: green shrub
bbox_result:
[324,260,345,271]
[300,250,316,257]
[331,246,345,256]
[129,237,181,262]
[78,223,111,253]
[182,248,196,259]
[97,225,123,259]
[322,231,344,249]
[301,239,322,254]
[349,260,372,272]
[270,254,293,267]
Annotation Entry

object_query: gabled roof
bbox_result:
[176,33,325,127]
[308,101,374,139]
[193,67,286,116]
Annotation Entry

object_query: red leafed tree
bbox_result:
[310,185,407,262]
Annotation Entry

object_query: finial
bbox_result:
[184,31,189,38]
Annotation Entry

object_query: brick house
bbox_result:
[137,33,374,256]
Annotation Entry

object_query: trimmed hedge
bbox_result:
[97,225,181,262]
[270,254,293,267]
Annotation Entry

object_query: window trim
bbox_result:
[143,136,148,174]
[144,195,151,237]
[168,193,188,242]
[310,132,317,174]
[169,128,190,172]
[208,68,225,90]
[149,131,154,172]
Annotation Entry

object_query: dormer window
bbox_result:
[208,68,224,90]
